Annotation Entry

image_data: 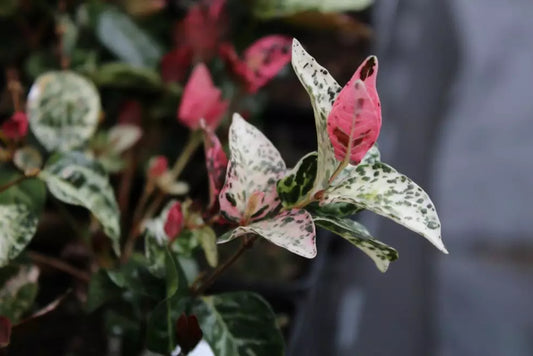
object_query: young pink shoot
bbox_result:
[202,125,228,210]
[164,202,184,242]
[220,35,292,93]
[178,63,229,130]
[2,111,28,140]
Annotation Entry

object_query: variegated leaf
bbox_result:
[202,127,228,209]
[308,201,362,218]
[107,124,142,154]
[254,0,373,19]
[291,39,340,196]
[219,114,286,223]
[276,151,317,208]
[13,146,43,176]
[39,152,121,255]
[220,209,317,258]
[313,215,397,272]
[331,144,381,186]
[27,71,101,152]
[321,162,447,253]
[0,171,46,267]
[0,263,39,323]
[192,292,284,356]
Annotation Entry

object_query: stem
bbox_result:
[0,175,29,194]
[192,235,257,296]
[328,159,349,185]
[170,130,203,179]
[27,251,91,283]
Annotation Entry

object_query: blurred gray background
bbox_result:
[291,1,533,355]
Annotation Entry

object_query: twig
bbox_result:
[0,175,29,194]
[192,235,257,296]
[27,251,91,283]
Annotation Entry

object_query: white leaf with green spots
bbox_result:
[321,162,447,253]
[0,171,46,267]
[219,209,317,259]
[277,151,318,208]
[331,144,381,186]
[192,292,285,356]
[219,114,286,223]
[27,71,101,152]
[291,39,340,197]
[39,152,121,255]
[313,215,398,272]
[0,264,39,323]
[254,0,373,19]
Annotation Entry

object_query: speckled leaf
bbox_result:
[220,209,317,258]
[192,292,284,356]
[0,264,39,323]
[0,171,46,267]
[291,39,340,196]
[254,0,373,19]
[219,114,286,223]
[331,144,381,186]
[314,215,397,272]
[321,162,447,253]
[39,152,121,255]
[27,71,101,152]
[277,151,317,208]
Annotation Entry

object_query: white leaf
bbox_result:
[107,124,142,154]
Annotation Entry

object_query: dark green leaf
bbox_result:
[277,151,317,208]
[193,292,285,356]
[86,270,122,313]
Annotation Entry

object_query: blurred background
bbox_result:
[1,0,532,355]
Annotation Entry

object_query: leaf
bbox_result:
[13,146,43,175]
[193,226,218,268]
[90,62,164,91]
[0,170,46,266]
[330,143,381,186]
[313,215,398,272]
[321,162,447,253]
[27,71,101,152]
[95,7,163,68]
[0,264,39,323]
[203,127,228,210]
[291,39,340,196]
[276,151,317,208]
[219,114,286,223]
[39,152,121,255]
[221,209,317,259]
[192,292,285,356]
[253,0,374,19]
[86,270,123,313]
[327,56,381,165]
[107,124,142,154]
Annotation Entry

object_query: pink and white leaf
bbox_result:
[218,113,286,223]
[203,127,228,209]
[221,209,317,258]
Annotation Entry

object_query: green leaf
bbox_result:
[313,215,398,272]
[86,270,122,313]
[291,39,340,197]
[254,0,373,19]
[57,14,79,58]
[193,226,218,268]
[0,170,46,266]
[27,71,101,152]
[192,292,285,356]
[90,62,164,91]
[39,152,121,255]
[95,8,163,68]
[277,151,317,208]
[307,201,362,217]
[106,255,165,298]
[321,162,447,253]
[0,263,39,322]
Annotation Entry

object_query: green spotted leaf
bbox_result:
[330,144,381,186]
[291,39,340,198]
[321,162,447,253]
[39,152,121,255]
[95,8,163,68]
[0,263,39,323]
[0,170,46,267]
[313,215,397,272]
[254,0,373,18]
[277,151,317,208]
[27,71,101,152]
[192,292,284,356]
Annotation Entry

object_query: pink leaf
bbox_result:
[147,155,168,178]
[164,202,184,241]
[173,0,227,62]
[160,47,193,83]
[202,127,228,209]
[220,35,292,93]
[2,111,28,140]
[177,63,228,130]
[327,56,381,165]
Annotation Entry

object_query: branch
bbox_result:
[27,251,91,283]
